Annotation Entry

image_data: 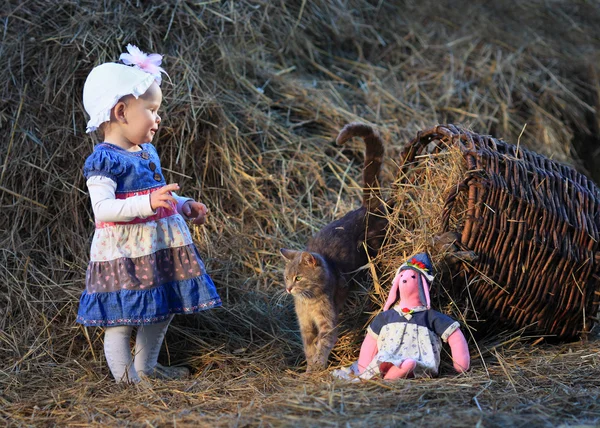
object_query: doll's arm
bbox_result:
[356,333,378,374]
[447,329,470,373]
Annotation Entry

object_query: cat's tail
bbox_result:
[336,122,384,210]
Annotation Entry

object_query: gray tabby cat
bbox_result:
[280,122,387,372]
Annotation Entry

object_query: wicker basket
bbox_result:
[399,124,600,340]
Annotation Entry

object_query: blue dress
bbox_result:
[76,143,221,326]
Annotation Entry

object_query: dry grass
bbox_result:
[2,0,600,426]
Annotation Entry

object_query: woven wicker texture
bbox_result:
[399,124,600,339]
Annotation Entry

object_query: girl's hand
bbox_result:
[151,183,179,211]
[182,200,208,225]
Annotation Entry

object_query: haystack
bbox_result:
[378,124,600,340]
[3,0,600,426]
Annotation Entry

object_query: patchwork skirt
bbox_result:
[77,212,221,326]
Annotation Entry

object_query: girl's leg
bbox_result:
[104,325,139,383]
[133,315,174,375]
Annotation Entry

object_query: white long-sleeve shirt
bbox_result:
[87,175,192,222]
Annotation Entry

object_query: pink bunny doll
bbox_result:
[351,252,470,380]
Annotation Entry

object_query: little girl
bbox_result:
[76,44,222,383]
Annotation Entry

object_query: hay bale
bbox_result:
[378,124,600,340]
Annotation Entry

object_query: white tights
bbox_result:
[103,315,174,383]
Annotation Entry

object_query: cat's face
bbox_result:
[280,249,331,299]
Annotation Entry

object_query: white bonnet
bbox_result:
[83,44,166,133]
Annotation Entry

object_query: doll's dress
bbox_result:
[76,143,221,326]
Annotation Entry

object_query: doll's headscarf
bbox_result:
[383,252,435,310]
[83,44,167,133]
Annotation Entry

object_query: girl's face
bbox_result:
[120,81,163,147]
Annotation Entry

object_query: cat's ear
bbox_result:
[280,248,299,261]
[301,251,319,267]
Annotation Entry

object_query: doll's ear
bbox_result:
[280,248,299,261]
[422,275,431,309]
[383,282,400,311]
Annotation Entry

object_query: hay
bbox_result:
[2,0,600,426]
[371,144,469,307]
